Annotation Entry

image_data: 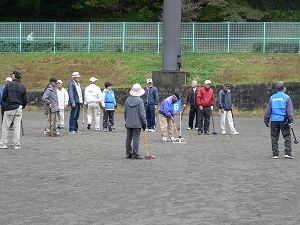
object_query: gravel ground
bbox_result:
[0,111,299,225]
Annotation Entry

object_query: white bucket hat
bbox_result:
[6,77,12,82]
[130,83,145,97]
[90,77,98,83]
[72,72,81,78]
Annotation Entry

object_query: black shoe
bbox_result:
[87,124,91,129]
[132,154,143,159]
[126,154,133,159]
[198,130,203,135]
[285,154,294,159]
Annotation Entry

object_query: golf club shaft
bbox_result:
[231,109,235,128]
[21,119,24,135]
[291,127,298,143]
[82,105,85,124]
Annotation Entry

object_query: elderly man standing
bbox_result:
[56,80,69,129]
[84,77,104,131]
[264,81,294,159]
[218,82,239,135]
[0,70,27,149]
[144,78,159,132]
[183,80,198,130]
[68,72,84,134]
[197,80,214,135]
[42,77,60,137]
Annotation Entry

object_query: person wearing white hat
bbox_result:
[124,83,146,159]
[68,72,84,134]
[56,80,69,129]
[0,77,13,122]
[196,80,215,135]
[84,77,104,131]
[144,78,159,132]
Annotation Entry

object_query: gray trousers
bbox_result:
[270,121,292,156]
[126,128,141,155]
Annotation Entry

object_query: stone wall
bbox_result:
[27,82,300,110]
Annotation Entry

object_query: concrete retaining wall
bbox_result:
[27,82,300,110]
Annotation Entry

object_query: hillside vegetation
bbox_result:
[0,53,299,91]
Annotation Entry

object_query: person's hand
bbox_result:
[265,123,270,127]
[48,103,52,108]
[64,105,67,110]
[103,107,106,112]
[154,105,158,109]
[183,104,187,108]
[170,116,174,121]
[142,124,146,131]
[199,106,203,110]
[72,104,76,108]
[288,123,293,127]
[221,109,224,113]
[211,106,214,110]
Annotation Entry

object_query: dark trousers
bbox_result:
[69,103,80,132]
[146,104,156,129]
[188,107,198,129]
[198,107,211,132]
[126,128,141,155]
[270,121,292,156]
[103,110,115,129]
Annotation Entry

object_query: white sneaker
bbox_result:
[222,131,226,135]
[13,144,21,149]
[0,143,8,149]
[187,127,191,130]
[195,127,198,130]
[162,136,167,142]
[169,137,175,141]
[145,128,149,132]
[95,128,100,131]
[149,129,156,132]
[231,131,239,135]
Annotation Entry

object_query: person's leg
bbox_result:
[0,110,13,145]
[132,128,141,155]
[69,105,78,132]
[227,110,237,133]
[1,106,4,123]
[146,105,151,129]
[50,112,56,133]
[188,108,194,129]
[12,108,22,146]
[94,103,101,130]
[159,114,167,138]
[167,118,174,138]
[74,104,80,132]
[149,105,156,130]
[198,108,204,133]
[60,109,65,128]
[194,107,199,129]
[102,110,109,130]
[220,109,226,133]
[87,103,93,126]
[126,128,133,156]
[109,110,115,130]
[270,121,280,156]
[280,122,292,156]
[204,107,211,133]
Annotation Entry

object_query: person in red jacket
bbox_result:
[197,80,215,135]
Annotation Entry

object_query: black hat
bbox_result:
[174,92,180,100]
[11,70,22,79]
[276,81,285,89]
[224,82,231,86]
[49,77,58,83]
[105,82,113,88]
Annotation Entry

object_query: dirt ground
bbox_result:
[0,111,299,225]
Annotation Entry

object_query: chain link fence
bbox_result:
[0,22,299,53]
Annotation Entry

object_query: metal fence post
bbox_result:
[192,22,195,52]
[122,22,125,52]
[53,22,56,53]
[263,22,266,53]
[19,22,22,53]
[157,22,160,53]
[88,22,91,53]
[227,22,230,53]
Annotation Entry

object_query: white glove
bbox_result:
[211,106,213,110]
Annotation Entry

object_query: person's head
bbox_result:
[147,78,153,87]
[89,77,98,84]
[57,80,63,88]
[276,81,286,92]
[49,77,58,87]
[105,82,113,90]
[129,83,145,97]
[11,70,22,80]
[204,80,211,89]
[5,77,12,83]
[172,92,180,103]
[191,80,197,88]
[223,82,231,92]
[72,72,81,81]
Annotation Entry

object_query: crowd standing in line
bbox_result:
[0,70,28,149]
[144,78,159,132]
[57,80,69,129]
[102,82,116,132]
[183,80,198,131]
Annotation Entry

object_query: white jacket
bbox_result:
[57,87,69,110]
[84,84,104,106]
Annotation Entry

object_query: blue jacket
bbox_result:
[68,80,84,105]
[264,90,294,123]
[218,89,232,111]
[145,86,158,105]
[103,89,116,110]
[0,85,5,106]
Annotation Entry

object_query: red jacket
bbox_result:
[197,87,214,107]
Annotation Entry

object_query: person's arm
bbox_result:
[2,85,8,102]
[139,101,147,130]
[22,88,28,108]
[264,98,272,126]
[154,88,159,108]
[183,89,190,107]
[210,89,215,108]
[42,88,51,105]
[64,89,69,107]
[68,82,75,105]
[286,97,294,125]
[218,90,223,109]
[196,88,202,108]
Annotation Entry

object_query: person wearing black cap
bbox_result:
[0,70,28,149]
[42,77,60,137]
[218,82,239,135]
[102,82,116,132]
[264,81,294,159]
[158,93,180,142]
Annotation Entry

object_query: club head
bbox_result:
[212,131,217,135]
[294,140,299,144]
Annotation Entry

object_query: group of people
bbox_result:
[0,71,295,159]
[42,72,116,136]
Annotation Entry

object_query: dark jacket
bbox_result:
[218,89,232,111]
[184,87,198,108]
[144,86,159,105]
[2,79,27,111]
[124,96,146,128]
[68,80,84,105]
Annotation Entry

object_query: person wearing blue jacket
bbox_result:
[264,81,294,159]
[158,93,180,142]
[68,72,84,134]
[218,82,239,135]
[102,82,116,132]
[144,78,159,132]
